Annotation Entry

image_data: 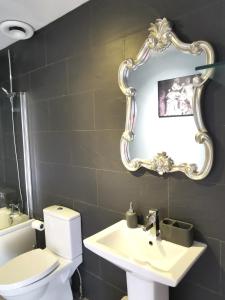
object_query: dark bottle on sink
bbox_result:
[125,202,138,228]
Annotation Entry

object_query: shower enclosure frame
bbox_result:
[2,49,34,218]
[20,92,34,218]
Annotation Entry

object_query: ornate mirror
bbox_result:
[118,18,215,180]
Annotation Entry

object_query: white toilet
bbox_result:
[0,205,82,300]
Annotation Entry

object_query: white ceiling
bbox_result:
[0,0,89,50]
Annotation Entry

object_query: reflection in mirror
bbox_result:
[119,18,214,180]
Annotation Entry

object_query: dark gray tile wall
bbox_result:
[0,0,225,299]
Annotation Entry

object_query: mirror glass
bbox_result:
[128,45,205,169]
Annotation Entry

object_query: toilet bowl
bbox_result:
[0,206,83,300]
[0,248,82,300]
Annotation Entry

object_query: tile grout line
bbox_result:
[185,279,223,297]
[43,30,48,67]
[122,33,126,60]
[219,240,223,294]
[32,129,124,134]
[65,58,70,97]
[168,178,170,218]
[7,26,148,81]
[41,190,124,217]
[93,90,96,130]
[96,169,99,207]
[64,57,73,168]
[37,160,127,174]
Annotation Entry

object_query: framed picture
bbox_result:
[158,74,199,118]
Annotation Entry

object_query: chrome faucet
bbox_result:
[143,209,160,237]
[9,203,21,215]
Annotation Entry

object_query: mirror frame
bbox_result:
[118,18,215,180]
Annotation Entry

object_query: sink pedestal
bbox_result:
[126,272,169,300]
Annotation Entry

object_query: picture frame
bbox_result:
[158,74,200,118]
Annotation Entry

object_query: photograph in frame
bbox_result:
[158,74,200,118]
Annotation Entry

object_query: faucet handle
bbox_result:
[146,210,155,224]
[9,203,20,215]
[143,209,160,236]
[146,209,158,219]
[149,208,159,213]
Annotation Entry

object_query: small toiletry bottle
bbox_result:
[126,202,138,228]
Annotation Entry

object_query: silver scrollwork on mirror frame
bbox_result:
[118,18,215,180]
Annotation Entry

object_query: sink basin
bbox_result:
[84,220,206,300]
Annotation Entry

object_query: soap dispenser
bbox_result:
[126,202,138,228]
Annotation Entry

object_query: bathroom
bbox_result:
[0,0,223,299]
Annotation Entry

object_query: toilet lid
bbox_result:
[0,248,59,290]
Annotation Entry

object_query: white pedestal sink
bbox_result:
[84,220,206,300]
[126,272,168,300]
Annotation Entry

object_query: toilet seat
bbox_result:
[0,248,59,291]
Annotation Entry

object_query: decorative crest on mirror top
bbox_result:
[118,18,215,180]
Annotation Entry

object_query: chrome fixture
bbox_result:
[20,92,33,218]
[143,209,160,237]
[9,203,21,215]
